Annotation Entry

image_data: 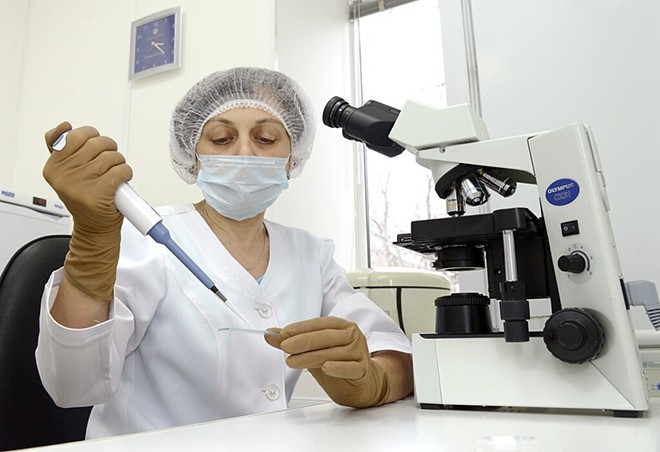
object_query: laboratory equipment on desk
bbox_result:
[323,96,649,417]
[347,268,451,341]
[0,187,71,274]
[627,280,660,331]
[627,280,660,398]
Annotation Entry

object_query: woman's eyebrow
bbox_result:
[208,117,282,126]
[209,117,233,125]
[255,118,282,125]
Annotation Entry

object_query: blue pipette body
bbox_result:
[147,222,227,301]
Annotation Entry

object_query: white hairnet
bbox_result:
[169,67,316,183]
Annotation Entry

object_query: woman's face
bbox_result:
[197,108,291,160]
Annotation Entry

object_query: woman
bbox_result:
[37,67,413,439]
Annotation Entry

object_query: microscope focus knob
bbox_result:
[543,308,605,364]
[558,253,587,274]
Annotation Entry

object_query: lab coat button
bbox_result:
[263,384,281,401]
[257,303,272,318]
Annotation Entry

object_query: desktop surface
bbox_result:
[27,397,660,451]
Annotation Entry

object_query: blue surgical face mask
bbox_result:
[196,155,289,221]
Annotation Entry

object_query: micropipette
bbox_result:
[51,131,248,321]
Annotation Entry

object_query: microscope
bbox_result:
[323,97,648,417]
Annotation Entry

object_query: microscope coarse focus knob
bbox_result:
[543,308,604,364]
[557,253,587,274]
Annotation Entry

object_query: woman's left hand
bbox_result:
[265,316,391,408]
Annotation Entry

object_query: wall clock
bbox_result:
[129,7,181,80]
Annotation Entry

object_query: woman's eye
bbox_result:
[255,136,276,144]
[212,137,233,145]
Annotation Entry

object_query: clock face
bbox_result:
[130,8,181,79]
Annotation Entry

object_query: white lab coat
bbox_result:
[36,204,411,439]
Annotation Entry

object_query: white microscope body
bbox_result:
[387,100,648,416]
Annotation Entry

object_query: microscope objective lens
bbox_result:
[459,174,490,206]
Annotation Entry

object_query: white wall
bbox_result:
[0,0,30,187]
[126,0,275,207]
[10,1,133,201]
[440,0,660,291]
[271,0,357,268]
[2,0,275,209]
[5,0,656,287]
[2,0,357,268]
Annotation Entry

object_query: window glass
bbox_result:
[357,0,455,287]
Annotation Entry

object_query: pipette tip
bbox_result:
[211,285,228,302]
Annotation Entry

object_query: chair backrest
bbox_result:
[0,235,91,450]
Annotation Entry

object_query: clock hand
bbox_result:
[151,42,165,54]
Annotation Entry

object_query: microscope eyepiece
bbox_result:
[322,96,354,129]
[322,96,405,158]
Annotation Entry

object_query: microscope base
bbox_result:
[417,403,640,418]
[412,333,648,416]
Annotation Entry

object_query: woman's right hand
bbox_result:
[44,121,132,233]
[43,121,133,302]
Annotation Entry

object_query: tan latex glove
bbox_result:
[43,122,133,302]
[265,316,390,408]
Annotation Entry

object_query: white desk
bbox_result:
[29,397,660,451]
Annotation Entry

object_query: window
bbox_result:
[353,0,456,286]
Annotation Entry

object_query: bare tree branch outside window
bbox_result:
[359,0,458,289]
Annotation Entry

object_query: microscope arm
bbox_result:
[415,135,538,187]
[388,100,538,193]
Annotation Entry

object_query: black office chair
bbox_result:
[0,235,91,450]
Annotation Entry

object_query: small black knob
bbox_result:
[558,253,587,274]
[543,308,604,363]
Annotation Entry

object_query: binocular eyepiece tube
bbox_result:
[322,96,405,158]
[323,96,519,211]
